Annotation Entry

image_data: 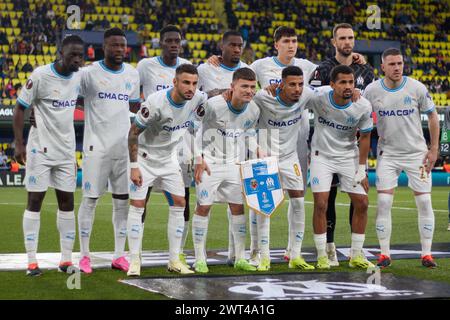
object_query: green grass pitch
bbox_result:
[0,186,449,299]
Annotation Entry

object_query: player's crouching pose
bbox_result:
[193,68,260,273]
[126,64,207,276]
[308,65,374,270]
[364,48,440,269]
[13,35,84,276]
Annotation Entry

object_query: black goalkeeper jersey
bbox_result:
[309,57,376,91]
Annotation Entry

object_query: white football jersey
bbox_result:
[364,76,435,157]
[308,90,373,159]
[134,89,208,164]
[79,61,140,159]
[137,56,191,98]
[197,95,260,164]
[197,61,249,92]
[250,56,317,148]
[253,87,316,161]
[17,63,80,160]
[249,56,317,88]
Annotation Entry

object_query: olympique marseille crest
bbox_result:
[240,157,284,217]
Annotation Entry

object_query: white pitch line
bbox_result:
[0,201,448,213]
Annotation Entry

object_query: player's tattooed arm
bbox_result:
[128,123,145,162]
[207,88,227,98]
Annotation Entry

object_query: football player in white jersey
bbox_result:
[13,35,84,276]
[137,26,193,262]
[126,64,207,276]
[198,30,249,266]
[308,65,374,270]
[249,26,317,264]
[193,68,260,273]
[77,28,141,274]
[252,66,316,271]
[364,48,440,269]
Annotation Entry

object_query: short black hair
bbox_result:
[330,65,354,82]
[222,30,242,43]
[104,27,126,39]
[232,67,256,82]
[332,23,353,38]
[282,66,303,79]
[61,35,84,48]
[273,26,296,42]
[176,63,198,76]
[160,25,181,41]
[382,47,402,62]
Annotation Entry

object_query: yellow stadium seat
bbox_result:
[199,34,206,41]
[117,7,123,14]
[11,19,18,27]
[12,79,21,86]
[191,34,199,41]
[206,34,213,41]
[6,28,13,36]
[110,7,117,15]
[3,99,11,106]
[0,4,5,11]
[19,54,28,63]
[50,46,57,55]
[18,72,26,80]
[7,3,13,11]
[12,55,19,65]
[112,15,120,22]
[2,44,9,53]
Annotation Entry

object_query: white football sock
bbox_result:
[78,197,98,257]
[256,213,270,259]
[227,206,235,259]
[23,210,40,265]
[168,206,185,262]
[376,193,393,256]
[57,210,76,263]
[180,220,189,254]
[192,213,209,262]
[231,214,246,261]
[351,233,365,258]
[127,205,144,259]
[286,200,293,254]
[290,197,305,259]
[415,194,434,256]
[314,233,327,259]
[112,198,128,259]
[249,209,258,253]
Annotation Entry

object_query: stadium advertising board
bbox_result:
[0,170,26,187]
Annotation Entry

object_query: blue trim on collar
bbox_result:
[328,91,352,109]
[275,89,294,107]
[227,101,248,114]
[99,60,124,74]
[166,89,186,108]
[381,76,407,92]
[51,63,73,79]
[158,56,178,69]
[220,62,241,71]
[272,56,291,67]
